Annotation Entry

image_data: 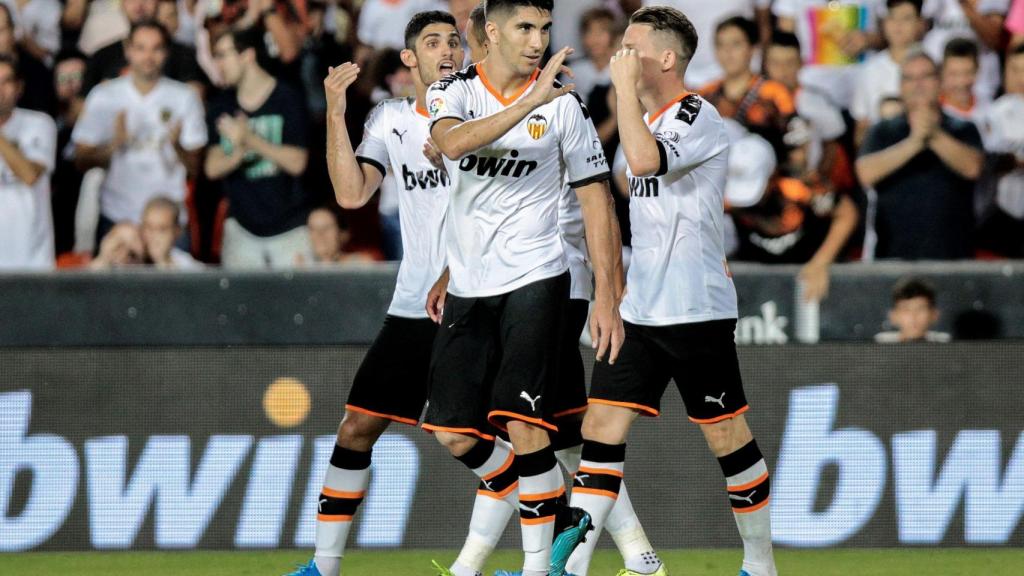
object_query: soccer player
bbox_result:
[423,0,625,574]
[286,11,472,576]
[431,6,664,576]
[567,6,777,576]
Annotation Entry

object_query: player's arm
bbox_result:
[577,180,624,364]
[610,49,660,177]
[430,47,576,160]
[325,63,384,208]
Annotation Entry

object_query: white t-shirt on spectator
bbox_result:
[983,94,1024,219]
[170,246,204,269]
[922,0,1010,104]
[0,108,56,270]
[72,76,207,224]
[648,0,770,89]
[850,49,901,123]
[356,0,447,50]
[773,0,882,109]
[4,0,61,58]
[796,85,847,169]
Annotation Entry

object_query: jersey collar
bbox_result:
[647,91,693,125]
[476,63,540,107]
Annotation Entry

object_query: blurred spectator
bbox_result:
[89,198,202,268]
[84,0,203,93]
[920,0,1008,105]
[875,277,950,342]
[2,0,61,62]
[702,16,797,161]
[0,3,55,114]
[856,50,984,260]
[774,0,884,109]
[552,0,604,55]
[204,27,312,268]
[879,95,907,119]
[73,22,207,246]
[156,0,181,41]
[976,44,1024,257]
[357,0,446,53]
[52,50,87,256]
[571,7,617,106]
[0,55,56,270]
[940,37,985,124]
[1010,0,1024,45]
[650,0,772,89]
[764,31,849,187]
[300,0,352,120]
[301,205,375,265]
[851,0,926,144]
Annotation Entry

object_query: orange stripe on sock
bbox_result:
[345,404,418,426]
[321,487,365,499]
[734,498,770,514]
[728,472,769,493]
[587,398,660,417]
[317,514,354,522]
[482,450,516,481]
[520,515,556,525]
[519,487,566,502]
[572,487,619,500]
[478,481,519,500]
[578,466,624,478]
[689,405,750,424]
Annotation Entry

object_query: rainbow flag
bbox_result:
[806,3,870,66]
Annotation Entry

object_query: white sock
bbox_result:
[314,445,371,576]
[607,484,661,574]
[719,441,776,576]
[517,447,564,574]
[565,441,626,575]
[555,444,582,476]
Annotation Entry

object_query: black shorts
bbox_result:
[548,298,590,422]
[589,319,748,424]
[423,273,569,440]
[346,315,438,425]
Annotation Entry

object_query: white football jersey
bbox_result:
[72,77,208,224]
[356,97,449,319]
[621,93,738,326]
[0,108,56,269]
[427,64,609,298]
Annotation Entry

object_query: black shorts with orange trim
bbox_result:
[346,315,438,426]
[548,298,590,421]
[423,273,569,438]
[589,319,748,423]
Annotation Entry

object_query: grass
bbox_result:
[1,549,1022,575]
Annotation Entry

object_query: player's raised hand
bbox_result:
[524,47,576,108]
[591,297,625,365]
[324,62,361,116]
[609,48,642,92]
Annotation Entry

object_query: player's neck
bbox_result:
[413,78,428,113]
[480,57,534,99]
[640,78,689,118]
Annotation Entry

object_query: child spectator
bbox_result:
[875,277,950,342]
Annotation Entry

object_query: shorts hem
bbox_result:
[688,404,750,424]
[487,410,559,433]
[552,405,588,419]
[421,423,496,441]
[345,404,419,426]
[587,398,660,417]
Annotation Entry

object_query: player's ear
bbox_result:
[400,48,417,69]
[661,49,676,74]
[485,20,501,46]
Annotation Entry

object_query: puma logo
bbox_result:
[318,498,328,513]
[519,391,541,412]
[729,491,756,505]
[678,108,697,122]
[575,474,590,486]
[705,393,726,409]
[392,128,407,143]
[519,501,544,516]
[480,479,494,491]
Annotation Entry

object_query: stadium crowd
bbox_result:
[0,0,1021,290]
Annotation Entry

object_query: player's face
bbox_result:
[715,25,753,78]
[491,7,551,76]
[883,3,923,49]
[890,297,939,341]
[127,27,168,82]
[1006,54,1024,95]
[764,45,801,91]
[0,63,20,117]
[212,35,244,87]
[412,22,464,86]
[621,24,666,93]
[140,205,178,263]
[308,209,343,262]
[941,57,978,99]
[466,19,488,63]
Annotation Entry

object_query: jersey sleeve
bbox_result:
[654,97,729,179]
[354,101,391,177]
[426,77,469,130]
[557,91,610,188]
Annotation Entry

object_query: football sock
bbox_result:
[313,445,371,576]
[565,440,625,575]
[606,483,662,575]
[517,446,565,576]
[452,440,518,574]
[718,440,776,576]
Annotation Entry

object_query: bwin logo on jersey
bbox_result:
[401,164,449,191]
[628,176,659,197]
[526,114,548,140]
[458,150,538,178]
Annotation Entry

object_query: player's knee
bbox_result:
[581,406,632,445]
[434,430,478,457]
[700,416,752,457]
[337,412,388,451]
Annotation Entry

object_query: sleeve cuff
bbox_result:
[568,171,611,189]
[655,141,669,177]
[428,115,466,132]
[355,155,386,177]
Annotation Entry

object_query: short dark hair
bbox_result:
[485,0,554,20]
[716,15,759,46]
[943,37,979,66]
[892,277,937,306]
[886,0,924,14]
[769,30,801,53]
[128,20,171,48]
[215,26,266,64]
[469,3,488,46]
[0,54,19,81]
[404,10,457,50]
[629,5,698,64]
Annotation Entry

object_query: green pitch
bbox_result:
[2,549,1021,575]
